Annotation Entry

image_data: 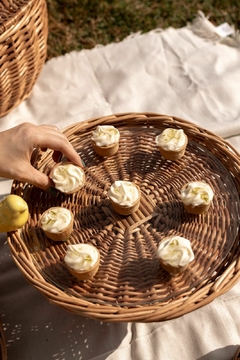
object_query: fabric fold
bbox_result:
[0,19,239,142]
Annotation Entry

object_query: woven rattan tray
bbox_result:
[8,113,240,322]
[0,318,7,360]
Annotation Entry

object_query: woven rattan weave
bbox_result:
[8,113,240,322]
[0,319,6,360]
[0,0,48,117]
[233,346,240,360]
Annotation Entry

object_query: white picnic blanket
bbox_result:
[0,13,240,360]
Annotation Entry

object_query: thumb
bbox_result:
[18,164,54,191]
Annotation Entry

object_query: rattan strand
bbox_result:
[0,318,7,360]
[8,113,240,322]
[0,0,48,117]
[233,346,240,360]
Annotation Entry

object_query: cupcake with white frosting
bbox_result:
[50,161,85,194]
[64,243,100,280]
[181,180,214,214]
[157,236,194,275]
[91,125,120,157]
[155,128,188,160]
[40,207,74,241]
[108,180,141,215]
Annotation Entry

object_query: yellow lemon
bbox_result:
[0,194,29,232]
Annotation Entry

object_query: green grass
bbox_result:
[46,0,240,60]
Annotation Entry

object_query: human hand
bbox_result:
[0,122,83,190]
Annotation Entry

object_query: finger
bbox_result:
[39,124,61,133]
[25,124,83,168]
[12,164,54,190]
[32,172,54,190]
[36,136,83,167]
[36,125,67,143]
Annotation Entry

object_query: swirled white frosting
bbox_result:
[108,180,139,206]
[52,163,85,193]
[158,236,194,267]
[41,207,72,233]
[64,244,99,271]
[91,125,120,146]
[181,181,214,206]
[155,128,186,151]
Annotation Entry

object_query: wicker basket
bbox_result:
[8,113,240,322]
[0,0,48,117]
[0,319,7,360]
[233,346,240,360]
